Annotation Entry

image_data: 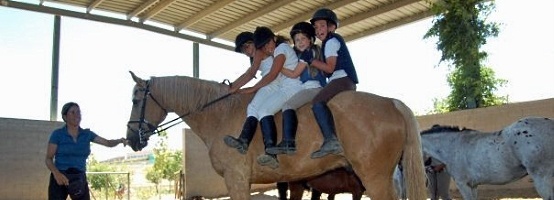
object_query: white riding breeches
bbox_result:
[247,78,302,119]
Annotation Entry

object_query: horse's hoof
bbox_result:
[257,154,279,169]
[223,135,248,154]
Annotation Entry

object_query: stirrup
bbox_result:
[266,141,296,155]
[223,135,248,154]
[257,154,279,169]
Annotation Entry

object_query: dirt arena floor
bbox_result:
[209,179,541,200]
[206,176,541,200]
[208,187,541,200]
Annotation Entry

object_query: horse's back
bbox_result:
[504,117,554,163]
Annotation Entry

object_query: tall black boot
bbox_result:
[256,116,279,169]
[266,109,297,155]
[223,116,258,154]
[311,102,343,159]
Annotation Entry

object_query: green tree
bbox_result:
[424,0,507,112]
[145,131,183,197]
[87,156,128,200]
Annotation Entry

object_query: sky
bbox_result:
[1,0,553,161]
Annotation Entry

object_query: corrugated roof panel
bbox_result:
[13,0,436,50]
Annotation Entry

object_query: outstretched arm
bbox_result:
[239,53,285,94]
[93,135,127,147]
[229,49,264,93]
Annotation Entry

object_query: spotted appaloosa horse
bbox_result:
[126,72,427,199]
[420,117,554,200]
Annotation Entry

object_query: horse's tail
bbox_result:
[393,99,427,200]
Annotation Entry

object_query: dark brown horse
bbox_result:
[126,72,427,199]
[282,167,365,200]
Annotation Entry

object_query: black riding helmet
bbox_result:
[253,26,275,49]
[234,32,254,53]
[310,8,339,28]
[290,21,316,43]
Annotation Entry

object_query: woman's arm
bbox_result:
[93,136,126,147]
[45,143,68,185]
[239,53,285,94]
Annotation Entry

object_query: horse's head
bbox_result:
[126,71,168,151]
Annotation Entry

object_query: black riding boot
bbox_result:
[256,116,279,169]
[223,116,257,154]
[311,102,343,159]
[266,109,297,155]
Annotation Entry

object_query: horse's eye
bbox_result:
[132,99,139,105]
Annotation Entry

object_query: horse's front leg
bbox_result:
[224,171,251,199]
[454,181,478,200]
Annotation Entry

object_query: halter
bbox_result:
[127,80,231,147]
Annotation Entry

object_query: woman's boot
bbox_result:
[266,109,297,155]
[223,116,258,154]
[311,102,343,159]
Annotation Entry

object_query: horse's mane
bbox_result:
[149,76,230,111]
[420,124,474,135]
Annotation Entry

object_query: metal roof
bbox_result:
[2,0,437,51]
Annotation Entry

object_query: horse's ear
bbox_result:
[129,71,147,87]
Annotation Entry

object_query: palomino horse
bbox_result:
[125,72,427,200]
[420,117,554,200]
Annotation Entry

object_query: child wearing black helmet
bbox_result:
[223,31,268,158]
[265,21,327,155]
[309,8,359,159]
[224,27,303,169]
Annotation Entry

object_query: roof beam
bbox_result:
[208,0,296,39]
[175,0,234,31]
[340,0,422,27]
[139,0,177,23]
[1,0,234,51]
[127,0,158,20]
[86,0,105,13]
[344,10,433,42]
[271,0,358,34]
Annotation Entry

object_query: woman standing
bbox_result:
[45,102,127,200]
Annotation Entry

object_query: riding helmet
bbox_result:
[234,31,254,53]
[290,21,316,43]
[310,8,339,28]
[253,26,275,49]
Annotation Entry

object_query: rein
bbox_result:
[127,80,230,146]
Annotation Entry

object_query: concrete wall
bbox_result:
[0,117,64,200]
[183,129,274,199]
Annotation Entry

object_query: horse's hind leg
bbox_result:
[357,172,396,200]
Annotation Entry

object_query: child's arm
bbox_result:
[229,49,263,93]
[311,56,336,74]
[281,62,307,78]
[239,53,285,94]
[281,49,311,78]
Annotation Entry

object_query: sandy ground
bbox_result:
[207,188,542,200]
